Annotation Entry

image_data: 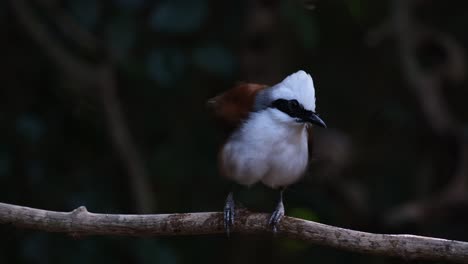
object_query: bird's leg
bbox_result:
[224,191,235,236]
[269,188,285,233]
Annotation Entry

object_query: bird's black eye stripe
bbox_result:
[289,99,299,109]
[271,99,305,118]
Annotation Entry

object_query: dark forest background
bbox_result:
[2,0,468,263]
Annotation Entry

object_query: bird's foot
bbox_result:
[269,199,284,233]
[224,192,235,236]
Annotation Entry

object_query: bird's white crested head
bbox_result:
[252,70,326,128]
[270,70,316,112]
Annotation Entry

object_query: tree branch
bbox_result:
[96,66,157,213]
[1,202,468,263]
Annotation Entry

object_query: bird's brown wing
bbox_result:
[207,83,268,134]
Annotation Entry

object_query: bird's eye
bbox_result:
[289,100,300,109]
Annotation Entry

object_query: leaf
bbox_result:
[192,44,235,77]
[16,114,46,143]
[281,1,318,50]
[289,207,319,221]
[146,48,187,87]
[114,0,146,10]
[105,15,136,62]
[67,0,100,30]
[280,238,309,252]
[149,0,208,34]
[346,0,363,21]
[135,240,178,264]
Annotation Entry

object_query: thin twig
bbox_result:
[97,66,156,213]
[377,0,468,224]
[1,202,468,263]
[10,0,156,213]
[394,0,468,216]
[35,0,100,53]
[10,0,97,84]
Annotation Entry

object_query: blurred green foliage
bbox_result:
[192,43,235,76]
[67,0,99,30]
[106,15,136,62]
[147,48,188,86]
[281,0,318,50]
[150,0,208,34]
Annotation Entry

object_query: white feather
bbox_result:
[270,70,316,112]
[221,109,309,188]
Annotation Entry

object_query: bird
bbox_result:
[208,70,326,235]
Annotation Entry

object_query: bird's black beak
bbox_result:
[304,112,327,128]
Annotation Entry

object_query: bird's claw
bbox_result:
[269,199,284,233]
[224,192,235,236]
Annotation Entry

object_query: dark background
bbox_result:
[1,0,468,263]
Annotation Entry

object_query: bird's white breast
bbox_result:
[220,109,309,188]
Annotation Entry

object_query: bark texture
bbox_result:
[1,202,467,263]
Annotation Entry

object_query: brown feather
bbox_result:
[208,83,268,133]
[207,83,267,179]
